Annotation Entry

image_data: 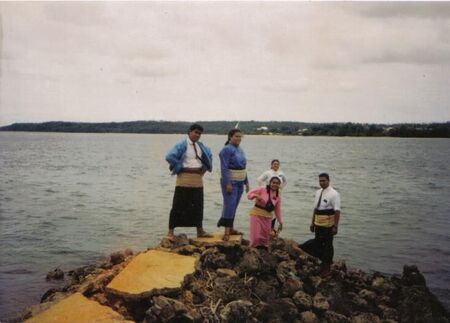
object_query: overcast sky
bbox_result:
[1,2,450,126]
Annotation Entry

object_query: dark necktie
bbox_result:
[316,189,323,209]
[192,143,203,162]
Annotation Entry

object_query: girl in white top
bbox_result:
[257,159,287,189]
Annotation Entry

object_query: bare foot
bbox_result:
[222,234,230,241]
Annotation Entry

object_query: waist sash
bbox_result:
[314,208,335,227]
[229,169,247,182]
[176,172,203,188]
[249,206,272,219]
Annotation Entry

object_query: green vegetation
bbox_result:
[0,121,449,138]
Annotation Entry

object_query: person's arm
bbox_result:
[279,173,287,188]
[248,187,264,202]
[310,191,318,232]
[219,147,233,193]
[199,143,213,173]
[274,197,283,231]
[257,171,269,187]
[165,141,184,174]
[310,211,315,233]
[332,192,341,235]
[332,210,340,235]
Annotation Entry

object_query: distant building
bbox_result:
[257,126,269,132]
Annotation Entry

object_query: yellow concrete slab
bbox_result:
[192,231,242,244]
[25,292,132,323]
[107,249,196,295]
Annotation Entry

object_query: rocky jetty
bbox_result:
[19,235,449,323]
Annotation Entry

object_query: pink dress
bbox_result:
[247,187,282,248]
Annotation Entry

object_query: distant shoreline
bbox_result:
[1,120,449,138]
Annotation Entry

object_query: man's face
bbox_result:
[319,177,329,189]
[188,129,202,142]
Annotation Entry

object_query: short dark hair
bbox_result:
[319,173,330,180]
[188,123,203,133]
[271,159,280,165]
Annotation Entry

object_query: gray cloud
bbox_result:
[0,2,449,125]
[353,2,450,19]
[42,2,113,26]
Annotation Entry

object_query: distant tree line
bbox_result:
[1,121,449,138]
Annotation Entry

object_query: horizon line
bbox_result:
[2,119,449,128]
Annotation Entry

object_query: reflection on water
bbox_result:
[0,132,449,319]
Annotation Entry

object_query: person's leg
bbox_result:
[260,217,272,248]
[219,182,237,240]
[168,186,178,238]
[230,183,244,235]
[196,187,213,237]
[249,215,259,247]
[316,226,333,276]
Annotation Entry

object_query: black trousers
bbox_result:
[300,226,334,265]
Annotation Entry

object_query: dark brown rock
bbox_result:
[253,277,278,301]
[200,247,232,269]
[358,289,376,302]
[40,288,62,303]
[378,304,398,321]
[299,310,319,323]
[236,248,263,274]
[312,292,330,314]
[280,278,303,297]
[46,268,64,281]
[323,311,351,323]
[256,298,298,322]
[401,265,426,286]
[110,251,126,265]
[351,312,381,323]
[220,300,253,323]
[160,234,190,249]
[145,295,189,322]
[175,245,202,256]
[292,290,313,311]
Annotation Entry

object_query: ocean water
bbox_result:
[0,132,449,319]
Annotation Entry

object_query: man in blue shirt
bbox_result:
[165,123,213,239]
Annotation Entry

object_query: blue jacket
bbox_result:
[219,144,248,185]
[165,139,213,175]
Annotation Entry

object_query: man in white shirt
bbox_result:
[165,124,213,239]
[300,173,341,277]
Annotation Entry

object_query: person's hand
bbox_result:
[226,184,233,194]
[245,184,250,193]
[331,225,338,235]
[309,223,315,233]
[254,194,264,203]
[278,223,283,232]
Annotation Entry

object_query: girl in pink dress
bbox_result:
[247,177,283,249]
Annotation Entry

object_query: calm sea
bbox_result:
[0,132,449,319]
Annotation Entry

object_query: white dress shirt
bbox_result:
[182,137,203,168]
[314,186,341,211]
